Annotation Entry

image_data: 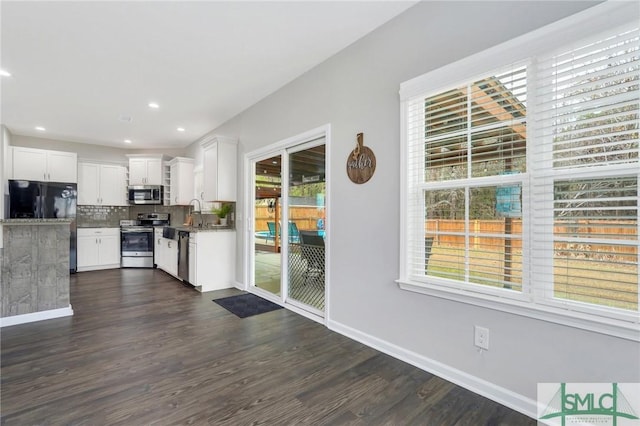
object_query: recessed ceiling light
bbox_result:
[35,126,46,131]
[0,69,11,77]
[148,102,159,109]
[177,127,185,132]
[124,139,132,144]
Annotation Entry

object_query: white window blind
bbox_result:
[400,7,640,335]
[406,65,527,293]
[533,24,639,314]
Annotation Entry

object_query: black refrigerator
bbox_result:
[8,179,78,273]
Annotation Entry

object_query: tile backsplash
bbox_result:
[77,204,233,228]
[77,206,129,227]
[128,205,189,226]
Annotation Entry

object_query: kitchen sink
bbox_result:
[162,226,176,239]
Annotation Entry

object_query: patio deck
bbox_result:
[254,249,325,311]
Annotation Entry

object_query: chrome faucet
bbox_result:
[188,198,202,228]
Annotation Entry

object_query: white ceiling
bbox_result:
[1,1,416,149]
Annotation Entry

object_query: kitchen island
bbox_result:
[0,219,73,327]
[155,225,236,292]
[187,228,236,292]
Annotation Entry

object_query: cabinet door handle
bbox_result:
[168,242,171,248]
[200,192,204,199]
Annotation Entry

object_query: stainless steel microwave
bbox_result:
[128,185,162,205]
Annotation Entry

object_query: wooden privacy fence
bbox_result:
[426,219,523,250]
[255,205,324,232]
[426,219,637,255]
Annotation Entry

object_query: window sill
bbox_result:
[396,279,640,342]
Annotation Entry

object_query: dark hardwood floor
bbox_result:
[1,269,534,425]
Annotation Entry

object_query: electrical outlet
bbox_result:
[474,326,489,350]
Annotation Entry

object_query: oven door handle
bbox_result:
[121,229,154,233]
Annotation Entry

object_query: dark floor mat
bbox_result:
[213,293,283,318]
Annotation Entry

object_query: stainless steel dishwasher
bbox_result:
[177,231,190,282]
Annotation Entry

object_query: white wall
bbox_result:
[186,0,639,417]
[1,125,11,219]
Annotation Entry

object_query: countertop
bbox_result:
[0,218,73,225]
[173,225,235,233]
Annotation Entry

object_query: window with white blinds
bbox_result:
[406,65,527,294]
[533,24,639,314]
[400,7,639,334]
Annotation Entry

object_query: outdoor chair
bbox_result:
[299,230,325,286]
[288,221,301,244]
[265,221,277,243]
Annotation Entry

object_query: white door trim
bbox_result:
[244,124,331,325]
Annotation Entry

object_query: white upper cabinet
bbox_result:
[201,136,237,201]
[193,166,214,213]
[12,147,77,183]
[100,164,128,205]
[78,163,100,205]
[78,162,127,206]
[168,157,194,206]
[127,155,164,185]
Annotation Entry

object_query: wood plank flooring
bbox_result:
[1,269,534,425]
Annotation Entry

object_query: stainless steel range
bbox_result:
[120,213,170,268]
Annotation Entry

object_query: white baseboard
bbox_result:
[1,305,74,327]
[77,264,120,272]
[327,319,537,420]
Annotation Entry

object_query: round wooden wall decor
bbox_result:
[346,133,376,184]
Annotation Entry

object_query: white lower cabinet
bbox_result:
[154,228,178,277]
[165,239,178,277]
[189,236,197,285]
[77,228,120,272]
[155,228,234,289]
[191,230,235,292]
[154,228,163,267]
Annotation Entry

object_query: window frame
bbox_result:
[398,1,640,341]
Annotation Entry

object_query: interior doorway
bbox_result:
[247,127,328,321]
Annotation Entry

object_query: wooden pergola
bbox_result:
[255,145,326,252]
[424,75,527,289]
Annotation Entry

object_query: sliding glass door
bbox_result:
[253,155,282,296]
[286,143,326,314]
[249,133,327,318]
